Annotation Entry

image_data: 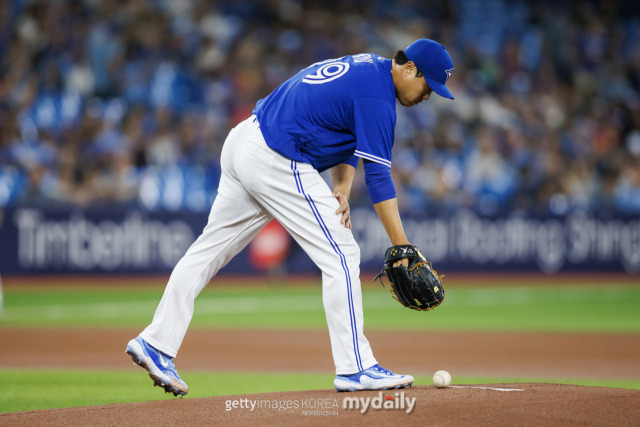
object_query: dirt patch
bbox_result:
[1,328,639,379]
[2,327,639,424]
[1,384,638,426]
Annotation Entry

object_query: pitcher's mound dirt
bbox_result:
[2,383,639,426]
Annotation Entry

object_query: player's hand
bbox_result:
[333,191,351,229]
[392,259,409,267]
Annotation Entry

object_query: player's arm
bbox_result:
[364,160,410,266]
[330,162,356,229]
[330,162,356,200]
[349,96,408,254]
[374,198,409,247]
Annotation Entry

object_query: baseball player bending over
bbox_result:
[126,38,454,395]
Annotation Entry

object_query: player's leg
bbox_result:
[273,161,377,375]
[128,117,273,395]
[232,128,376,375]
[138,118,272,357]
[235,122,413,390]
[139,175,271,357]
[273,163,413,390]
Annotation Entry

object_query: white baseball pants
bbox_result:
[140,115,377,374]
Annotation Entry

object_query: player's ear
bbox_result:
[403,61,417,78]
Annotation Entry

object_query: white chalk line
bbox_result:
[449,385,525,392]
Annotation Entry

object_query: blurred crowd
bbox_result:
[1,0,640,215]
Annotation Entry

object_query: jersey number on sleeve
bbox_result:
[302,61,350,84]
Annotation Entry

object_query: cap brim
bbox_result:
[425,76,454,100]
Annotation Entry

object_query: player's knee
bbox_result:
[339,239,360,263]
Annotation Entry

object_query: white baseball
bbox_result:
[433,370,451,388]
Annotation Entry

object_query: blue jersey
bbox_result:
[253,54,396,173]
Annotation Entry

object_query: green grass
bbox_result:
[1,283,639,332]
[1,369,639,414]
[0,369,332,413]
[1,278,639,414]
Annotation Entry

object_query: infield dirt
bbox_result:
[1,327,639,425]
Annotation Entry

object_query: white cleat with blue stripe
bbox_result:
[334,364,414,392]
[125,337,189,396]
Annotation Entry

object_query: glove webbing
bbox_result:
[380,261,444,311]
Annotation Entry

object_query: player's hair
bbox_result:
[393,50,424,77]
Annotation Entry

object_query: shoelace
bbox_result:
[371,364,394,376]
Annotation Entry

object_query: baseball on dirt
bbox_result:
[433,370,451,388]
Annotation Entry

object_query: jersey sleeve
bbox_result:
[342,154,360,169]
[351,96,396,168]
[363,159,396,204]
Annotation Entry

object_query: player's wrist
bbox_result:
[390,237,410,246]
[332,190,350,201]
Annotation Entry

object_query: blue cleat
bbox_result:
[126,337,189,396]
[334,364,414,392]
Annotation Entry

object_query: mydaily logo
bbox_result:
[342,391,416,414]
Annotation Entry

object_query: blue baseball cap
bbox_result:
[404,39,454,99]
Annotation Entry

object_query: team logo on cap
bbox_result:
[445,69,453,81]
